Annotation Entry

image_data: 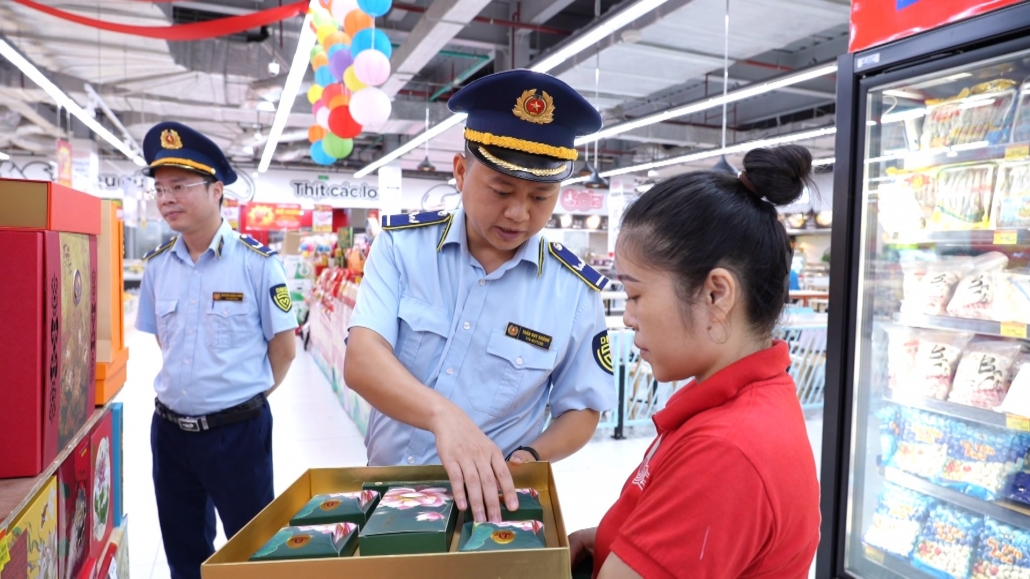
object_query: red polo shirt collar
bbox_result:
[653,340,791,432]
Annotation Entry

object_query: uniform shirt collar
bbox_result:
[172,219,234,262]
[653,341,791,432]
[441,208,544,271]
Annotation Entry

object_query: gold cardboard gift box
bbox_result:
[202,463,571,579]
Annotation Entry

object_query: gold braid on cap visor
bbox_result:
[465,129,579,161]
[149,157,217,175]
[476,147,569,178]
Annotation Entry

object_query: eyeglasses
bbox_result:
[153,181,210,199]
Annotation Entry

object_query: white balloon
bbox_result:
[330,0,359,25]
[354,50,392,87]
[349,87,392,129]
[316,107,331,129]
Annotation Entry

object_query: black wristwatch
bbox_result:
[505,446,540,462]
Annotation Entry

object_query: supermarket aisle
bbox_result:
[119,324,823,579]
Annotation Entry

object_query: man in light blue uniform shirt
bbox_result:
[135,122,297,579]
[346,70,616,524]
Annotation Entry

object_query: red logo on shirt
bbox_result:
[632,434,663,490]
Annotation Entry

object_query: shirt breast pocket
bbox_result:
[205,301,250,350]
[473,330,557,417]
[396,295,450,384]
[156,299,178,345]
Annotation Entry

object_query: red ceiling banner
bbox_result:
[10,0,306,41]
[850,0,1023,52]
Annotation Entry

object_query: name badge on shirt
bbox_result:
[505,323,552,350]
[213,292,244,302]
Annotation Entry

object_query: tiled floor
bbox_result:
[119,325,823,578]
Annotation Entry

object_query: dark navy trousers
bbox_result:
[151,402,274,579]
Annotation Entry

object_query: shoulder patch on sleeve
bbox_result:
[381,210,452,231]
[143,237,177,261]
[548,242,610,291]
[239,234,277,257]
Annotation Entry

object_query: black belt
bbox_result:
[155,394,266,432]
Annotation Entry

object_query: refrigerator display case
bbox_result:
[821,4,1030,578]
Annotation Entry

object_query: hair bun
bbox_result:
[740,145,813,206]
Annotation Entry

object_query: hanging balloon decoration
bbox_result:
[305,0,394,165]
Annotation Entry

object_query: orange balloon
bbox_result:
[308,125,327,143]
[344,10,374,38]
[311,52,329,71]
[324,31,351,50]
[329,93,351,109]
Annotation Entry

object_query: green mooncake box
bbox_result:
[289,490,380,527]
[249,523,358,561]
[358,485,458,556]
[458,520,546,552]
[361,479,451,499]
[501,488,544,522]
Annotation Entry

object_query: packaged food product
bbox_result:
[862,483,935,557]
[457,521,546,552]
[997,356,1030,417]
[920,81,1018,149]
[970,518,1030,579]
[249,523,359,561]
[1012,78,1030,143]
[289,490,380,528]
[946,252,1009,320]
[886,326,920,391]
[911,503,984,579]
[948,340,1022,409]
[1005,470,1030,505]
[940,421,1030,500]
[989,162,1030,229]
[901,258,974,316]
[929,165,998,230]
[889,408,951,479]
[878,405,902,466]
[992,269,1030,325]
[903,331,974,400]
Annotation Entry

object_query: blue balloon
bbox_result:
[327,44,349,58]
[310,141,336,165]
[350,28,392,59]
[315,66,335,87]
[357,0,393,18]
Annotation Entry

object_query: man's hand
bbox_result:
[429,404,519,524]
[507,449,538,465]
[569,527,597,568]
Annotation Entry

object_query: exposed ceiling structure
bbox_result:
[0,0,849,181]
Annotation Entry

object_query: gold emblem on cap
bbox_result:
[161,129,184,150]
[513,89,555,124]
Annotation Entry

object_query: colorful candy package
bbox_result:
[970,518,1030,579]
[878,405,902,466]
[889,408,951,480]
[863,483,935,557]
[940,421,1030,500]
[911,503,983,579]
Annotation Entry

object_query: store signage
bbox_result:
[245,203,304,231]
[222,199,241,230]
[55,139,73,187]
[559,188,606,213]
[290,179,378,201]
[313,204,333,233]
[850,0,1022,52]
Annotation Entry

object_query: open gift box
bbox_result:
[201,463,572,579]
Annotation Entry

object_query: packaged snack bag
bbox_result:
[889,408,951,479]
[886,325,920,391]
[902,258,974,316]
[971,518,1030,579]
[911,503,983,579]
[878,405,902,466]
[997,356,1030,417]
[989,161,1030,229]
[930,165,997,231]
[904,331,974,400]
[863,483,935,558]
[940,421,1030,500]
[948,340,1023,409]
[991,269,1030,325]
[947,252,1009,320]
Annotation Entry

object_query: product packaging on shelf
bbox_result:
[96,541,118,578]
[886,326,920,391]
[0,179,101,235]
[991,269,1030,325]
[878,406,903,467]
[946,253,1010,320]
[96,200,124,365]
[947,340,1022,409]
[111,402,124,529]
[970,518,1030,578]
[919,80,1019,149]
[911,503,983,579]
[905,331,974,400]
[288,491,379,528]
[110,518,129,579]
[0,477,59,579]
[889,408,951,479]
[1011,78,1030,144]
[457,521,546,553]
[358,485,459,556]
[202,463,571,579]
[939,421,1030,500]
[901,257,975,317]
[95,346,129,407]
[929,164,998,230]
[990,162,1030,229]
[249,523,359,561]
[862,483,935,559]
[998,358,1030,418]
[57,437,92,579]
[89,410,114,559]
[0,230,98,479]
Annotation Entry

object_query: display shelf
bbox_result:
[0,400,114,529]
[893,312,1029,340]
[868,140,1030,169]
[883,467,1030,530]
[886,228,1030,246]
[861,545,939,579]
[786,228,832,236]
[881,389,1027,432]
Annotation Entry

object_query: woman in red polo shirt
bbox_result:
[571,145,821,578]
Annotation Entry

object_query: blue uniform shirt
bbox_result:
[350,209,617,466]
[136,220,298,416]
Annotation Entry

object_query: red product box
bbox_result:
[58,437,93,579]
[89,410,114,559]
[0,230,98,478]
[0,178,101,235]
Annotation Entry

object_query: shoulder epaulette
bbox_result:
[548,241,610,291]
[143,237,177,261]
[239,234,277,257]
[381,210,452,230]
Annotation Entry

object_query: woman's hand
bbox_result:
[569,527,598,568]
